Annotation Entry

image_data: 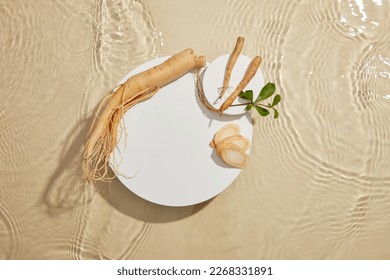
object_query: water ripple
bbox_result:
[0,195,24,259]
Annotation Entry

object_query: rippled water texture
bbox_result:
[1,0,389,259]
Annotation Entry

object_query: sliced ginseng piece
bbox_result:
[216,142,249,169]
[209,123,240,148]
[217,135,250,151]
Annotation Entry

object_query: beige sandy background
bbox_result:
[1,0,390,259]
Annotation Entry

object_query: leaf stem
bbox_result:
[230,102,272,108]
[230,102,251,107]
[255,103,272,109]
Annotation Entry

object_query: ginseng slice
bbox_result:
[217,142,248,168]
[217,135,250,151]
[209,123,240,148]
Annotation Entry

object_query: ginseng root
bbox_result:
[218,37,244,99]
[219,55,262,113]
[83,48,206,183]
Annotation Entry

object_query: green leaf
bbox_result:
[238,91,246,99]
[245,104,252,111]
[273,108,279,119]
[255,83,275,102]
[255,105,269,117]
[271,94,281,107]
[239,90,253,102]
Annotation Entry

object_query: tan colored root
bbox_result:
[84,48,205,183]
[196,68,220,113]
[196,56,262,115]
[219,55,262,113]
[83,87,159,182]
[219,37,244,99]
